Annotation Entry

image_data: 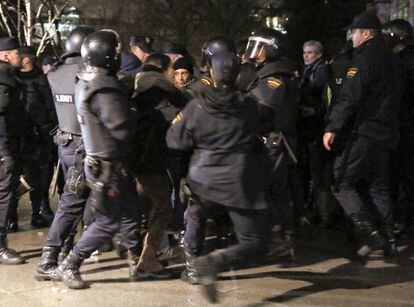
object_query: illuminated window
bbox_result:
[392,0,410,20]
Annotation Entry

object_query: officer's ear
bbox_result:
[236,73,241,84]
[0,51,8,63]
[210,68,215,83]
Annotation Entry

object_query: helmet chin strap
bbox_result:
[249,59,263,70]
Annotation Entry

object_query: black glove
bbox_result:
[1,156,15,175]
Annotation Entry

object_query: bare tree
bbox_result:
[0,0,72,55]
[72,0,266,57]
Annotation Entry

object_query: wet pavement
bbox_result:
[1,197,414,307]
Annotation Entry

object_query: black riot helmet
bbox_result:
[246,28,285,64]
[200,36,236,70]
[81,30,122,74]
[64,27,94,57]
[382,19,414,47]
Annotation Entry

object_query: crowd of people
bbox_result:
[0,10,413,303]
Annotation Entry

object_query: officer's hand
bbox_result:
[300,106,316,117]
[323,132,335,151]
[0,156,15,175]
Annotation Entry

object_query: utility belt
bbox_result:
[54,128,82,147]
[84,155,129,214]
[84,155,128,179]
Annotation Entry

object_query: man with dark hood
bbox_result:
[167,52,269,303]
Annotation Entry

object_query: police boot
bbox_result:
[315,190,330,226]
[382,224,398,258]
[34,246,61,281]
[0,232,25,265]
[31,200,50,228]
[40,200,54,224]
[194,249,230,304]
[180,251,199,285]
[58,233,75,264]
[56,251,86,289]
[128,250,139,280]
[266,226,295,262]
[113,233,128,259]
[31,212,50,228]
[351,220,385,262]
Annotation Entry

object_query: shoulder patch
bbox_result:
[347,67,358,79]
[267,77,282,89]
[201,77,212,86]
[172,112,183,125]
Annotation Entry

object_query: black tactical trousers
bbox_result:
[333,136,393,225]
[73,168,141,259]
[390,125,414,217]
[45,135,92,247]
[0,163,18,232]
[267,147,294,233]
[184,201,267,262]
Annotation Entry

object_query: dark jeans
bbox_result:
[184,201,267,263]
[45,136,92,247]
[333,136,393,225]
[167,157,188,232]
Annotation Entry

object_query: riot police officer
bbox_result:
[323,12,401,260]
[0,37,25,265]
[167,52,269,303]
[246,28,299,260]
[186,36,236,99]
[16,46,57,228]
[57,30,141,289]
[35,27,94,281]
[382,19,414,234]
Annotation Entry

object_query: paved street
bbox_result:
[1,197,414,307]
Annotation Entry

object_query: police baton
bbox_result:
[50,159,61,197]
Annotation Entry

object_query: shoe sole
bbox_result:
[132,272,172,281]
[63,279,87,289]
[34,273,62,282]
[0,260,25,265]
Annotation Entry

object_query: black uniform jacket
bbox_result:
[325,37,402,147]
[166,86,269,211]
[248,59,299,145]
[0,61,26,157]
[18,67,57,135]
[398,46,414,127]
[185,74,213,99]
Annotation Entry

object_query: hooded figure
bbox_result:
[166,52,269,303]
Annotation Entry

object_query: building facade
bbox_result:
[370,0,414,25]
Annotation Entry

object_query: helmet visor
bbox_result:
[245,36,275,59]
